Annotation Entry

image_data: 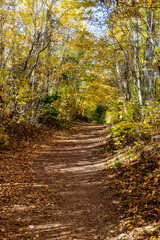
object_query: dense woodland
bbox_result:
[0,0,160,130]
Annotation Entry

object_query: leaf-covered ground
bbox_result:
[0,125,58,239]
[0,123,159,239]
[104,138,160,239]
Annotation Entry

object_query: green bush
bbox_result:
[39,91,61,125]
[94,104,106,123]
[42,91,61,104]
[0,124,10,147]
[39,105,59,124]
[111,121,152,148]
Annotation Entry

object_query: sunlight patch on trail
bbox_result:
[54,138,100,143]
[28,223,72,232]
[59,162,105,173]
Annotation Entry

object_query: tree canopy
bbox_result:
[0,0,160,125]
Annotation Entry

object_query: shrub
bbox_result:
[143,100,160,127]
[39,91,61,125]
[0,124,10,147]
[39,105,59,125]
[111,121,152,148]
[94,104,106,123]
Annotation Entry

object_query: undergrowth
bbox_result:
[104,100,160,238]
[110,121,152,148]
[105,138,160,239]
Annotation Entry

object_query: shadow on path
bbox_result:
[8,124,121,239]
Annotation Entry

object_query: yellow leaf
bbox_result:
[154,177,159,184]
[147,0,152,8]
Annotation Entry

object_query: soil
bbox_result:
[0,123,122,239]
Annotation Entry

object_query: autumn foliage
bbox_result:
[0,0,160,238]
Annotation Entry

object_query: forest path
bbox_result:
[28,123,120,239]
[4,124,120,239]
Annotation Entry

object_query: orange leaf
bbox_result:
[155,208,160,214]
[147,0,152,8]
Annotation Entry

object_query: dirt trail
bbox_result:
[30,123,120,239]
[2,124,121,239]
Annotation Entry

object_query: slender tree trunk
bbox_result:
[110,26,126,114]
[145,5,155,99]
[110,28,124,96]
[132,0,143,107]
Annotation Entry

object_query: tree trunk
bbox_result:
[132,0,143,107]
[110,26,126,114]
[145,5,155,99]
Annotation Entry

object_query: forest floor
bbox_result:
[0,123,159,239]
